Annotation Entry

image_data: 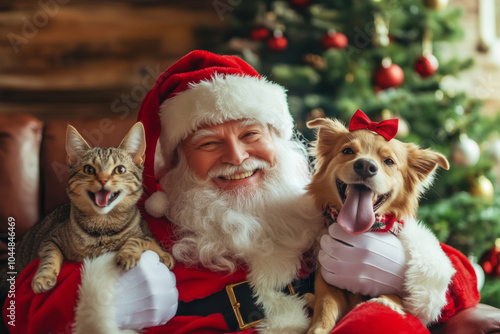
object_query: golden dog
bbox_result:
[306,111,450,334]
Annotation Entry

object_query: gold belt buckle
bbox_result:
[225,281,296,330]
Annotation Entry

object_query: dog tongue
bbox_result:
[95,190,111,207]
[337,186,375,234]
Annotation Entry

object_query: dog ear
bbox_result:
[307,118,348,157]
[307,117,347,133]
[406,143,449,192]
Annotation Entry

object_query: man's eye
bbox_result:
[243,131,262,141]
[198,141,218,150]
[199,141,216,147]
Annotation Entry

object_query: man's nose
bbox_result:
[221,140,249,165]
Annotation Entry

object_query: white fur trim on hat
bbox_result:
[158,73,293,167]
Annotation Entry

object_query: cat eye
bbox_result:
[113,165,126,175]
[83,165,95,175]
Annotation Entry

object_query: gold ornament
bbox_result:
[304,54,327,70]
[470,175,495,204]
[424,0,449,10]
[396,117,409,139]
[381,108,393,120]
[372,13,390,47]
[266,11,277,22]
[306,108,326,121]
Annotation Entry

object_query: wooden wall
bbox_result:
[0,1,224,121]
[1,1,499,121]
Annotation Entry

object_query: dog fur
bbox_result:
[305,117,453,334]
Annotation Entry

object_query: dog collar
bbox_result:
[323,206,404,234]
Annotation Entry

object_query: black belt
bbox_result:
[175,272,315,331]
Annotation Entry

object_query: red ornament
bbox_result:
[374,58,404,89]
[479,240,500,277]
[322,30,348,50]
[289,0,312,9]
[250,26,270,41]
[415,54,439,77]
[268,31,288,52]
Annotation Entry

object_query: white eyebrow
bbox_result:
[240,119,262,127]
[190,129,218,143]
[189,119,265,143]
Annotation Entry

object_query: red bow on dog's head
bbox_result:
[348,109,398,141]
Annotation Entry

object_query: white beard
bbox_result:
[159,136,321,273]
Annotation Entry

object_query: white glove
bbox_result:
[114,250,178,330]
[319,223,407,297]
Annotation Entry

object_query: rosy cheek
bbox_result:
[191,154,221,179]
[261,141,277,166]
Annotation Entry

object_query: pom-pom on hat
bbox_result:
[137,50,293,194]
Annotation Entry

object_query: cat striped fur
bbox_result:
[16,122,173,293]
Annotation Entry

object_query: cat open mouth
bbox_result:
[88,189,120,207]
[336,178,390,212]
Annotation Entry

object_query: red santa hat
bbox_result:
[137,50,293,195]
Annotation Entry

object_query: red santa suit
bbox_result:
[4,50,480,334]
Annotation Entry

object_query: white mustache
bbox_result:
[207,158,271,179]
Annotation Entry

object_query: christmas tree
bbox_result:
[202,0,500,307]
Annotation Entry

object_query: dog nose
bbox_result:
[353,158,378,178]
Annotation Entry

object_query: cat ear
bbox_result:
[66,125,91,164]
[119,122,146,165]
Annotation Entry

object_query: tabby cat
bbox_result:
[16,122,174,293]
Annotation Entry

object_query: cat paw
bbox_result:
[159,252,175,269]
[32,273,57,293]
[115,251,142,271]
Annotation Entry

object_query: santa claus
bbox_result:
[5,50,499,334]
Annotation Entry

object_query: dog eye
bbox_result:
[384,158,395,166]
[342,148,354,155]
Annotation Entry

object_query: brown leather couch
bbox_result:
[0,114,499,333]
[0,114,137,252]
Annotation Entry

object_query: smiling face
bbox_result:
[180,119,277,191]
[65,123,146,215]
[307,117,449,232]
